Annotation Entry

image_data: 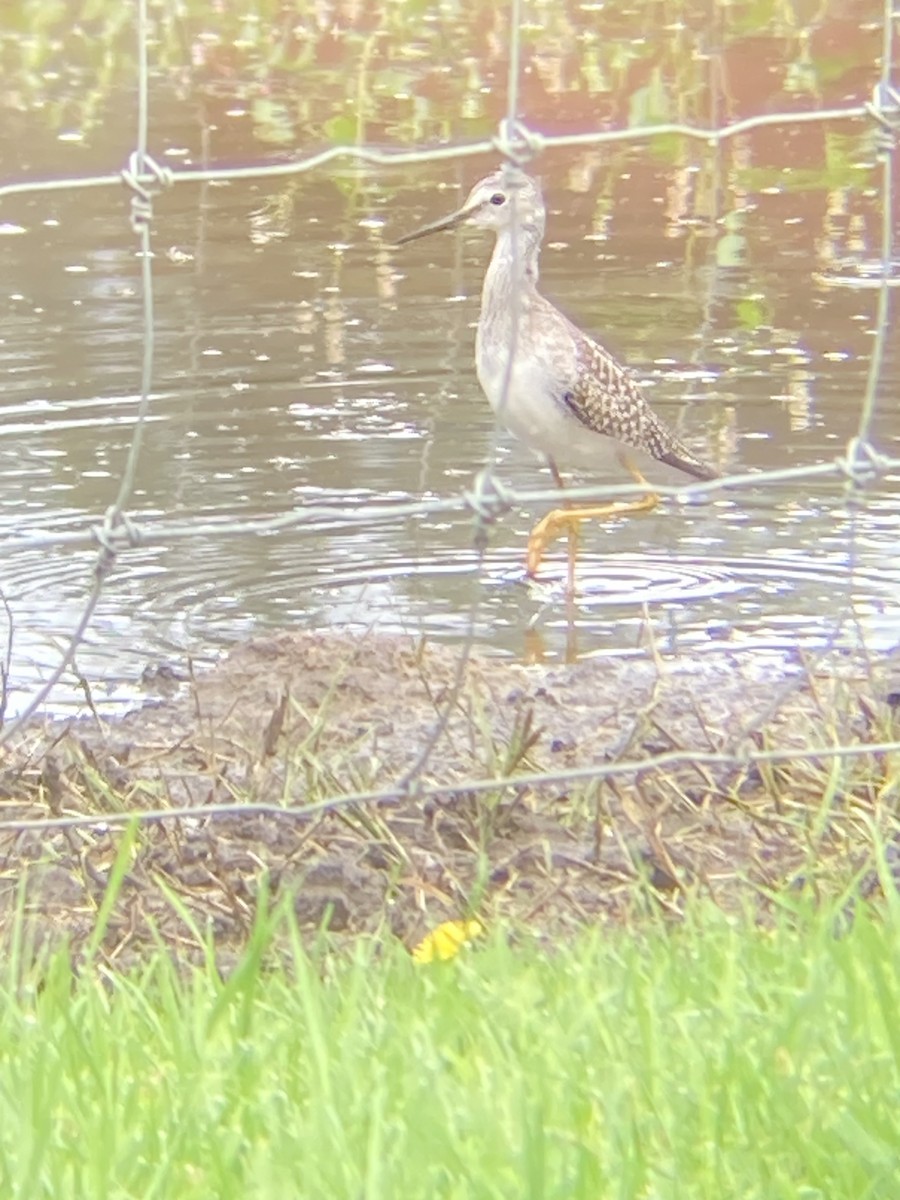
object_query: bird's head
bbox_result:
[396,169,545,246]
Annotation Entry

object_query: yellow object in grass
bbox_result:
[411,918,485,964]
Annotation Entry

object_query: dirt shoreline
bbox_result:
[1,630,897,969]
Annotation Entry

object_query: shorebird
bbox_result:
[396,168,718,586]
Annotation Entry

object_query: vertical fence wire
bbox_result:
[735,0,899,750]
[397,0,528,793]
[0,0,163,740]
[0,0,896,816]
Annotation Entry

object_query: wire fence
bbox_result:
[0,0,898,840]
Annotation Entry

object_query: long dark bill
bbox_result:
[394,201,482,246]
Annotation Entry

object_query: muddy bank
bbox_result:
[1,631,897,968]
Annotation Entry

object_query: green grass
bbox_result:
[1,898,898,1199]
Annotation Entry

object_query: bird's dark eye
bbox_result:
[490,192,506,206]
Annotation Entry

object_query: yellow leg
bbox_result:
[566,511,579,595]
[526,455,660,582]
[526,495,659,578]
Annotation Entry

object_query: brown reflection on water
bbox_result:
[0,0,897,707]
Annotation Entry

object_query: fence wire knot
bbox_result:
[493,118,544,166]
[465,469,514,527]
[866,82,900,154]
[121,150,174,233]
[397,773,425,806]
[93,508,142,578]
[838,437,883,489]
[868,81,900,129]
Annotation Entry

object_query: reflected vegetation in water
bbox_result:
[0,0,897,713]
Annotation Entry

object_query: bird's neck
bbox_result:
[481,223,542,314]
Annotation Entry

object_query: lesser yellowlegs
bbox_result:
[397,169,719,585]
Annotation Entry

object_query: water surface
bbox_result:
[0,0,897,715]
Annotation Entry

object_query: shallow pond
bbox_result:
[0,1,897,717]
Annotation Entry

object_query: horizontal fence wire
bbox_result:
[0,104,891,203]
[0,0,898,830]
[1,737,899,836]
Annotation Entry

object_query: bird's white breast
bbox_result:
[477,320,662,476]
[475,316,596,466]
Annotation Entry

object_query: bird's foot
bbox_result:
[525,495,660,580]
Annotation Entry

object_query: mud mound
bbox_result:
[1,631,897,969]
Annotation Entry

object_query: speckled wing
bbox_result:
[562,331,718,482]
